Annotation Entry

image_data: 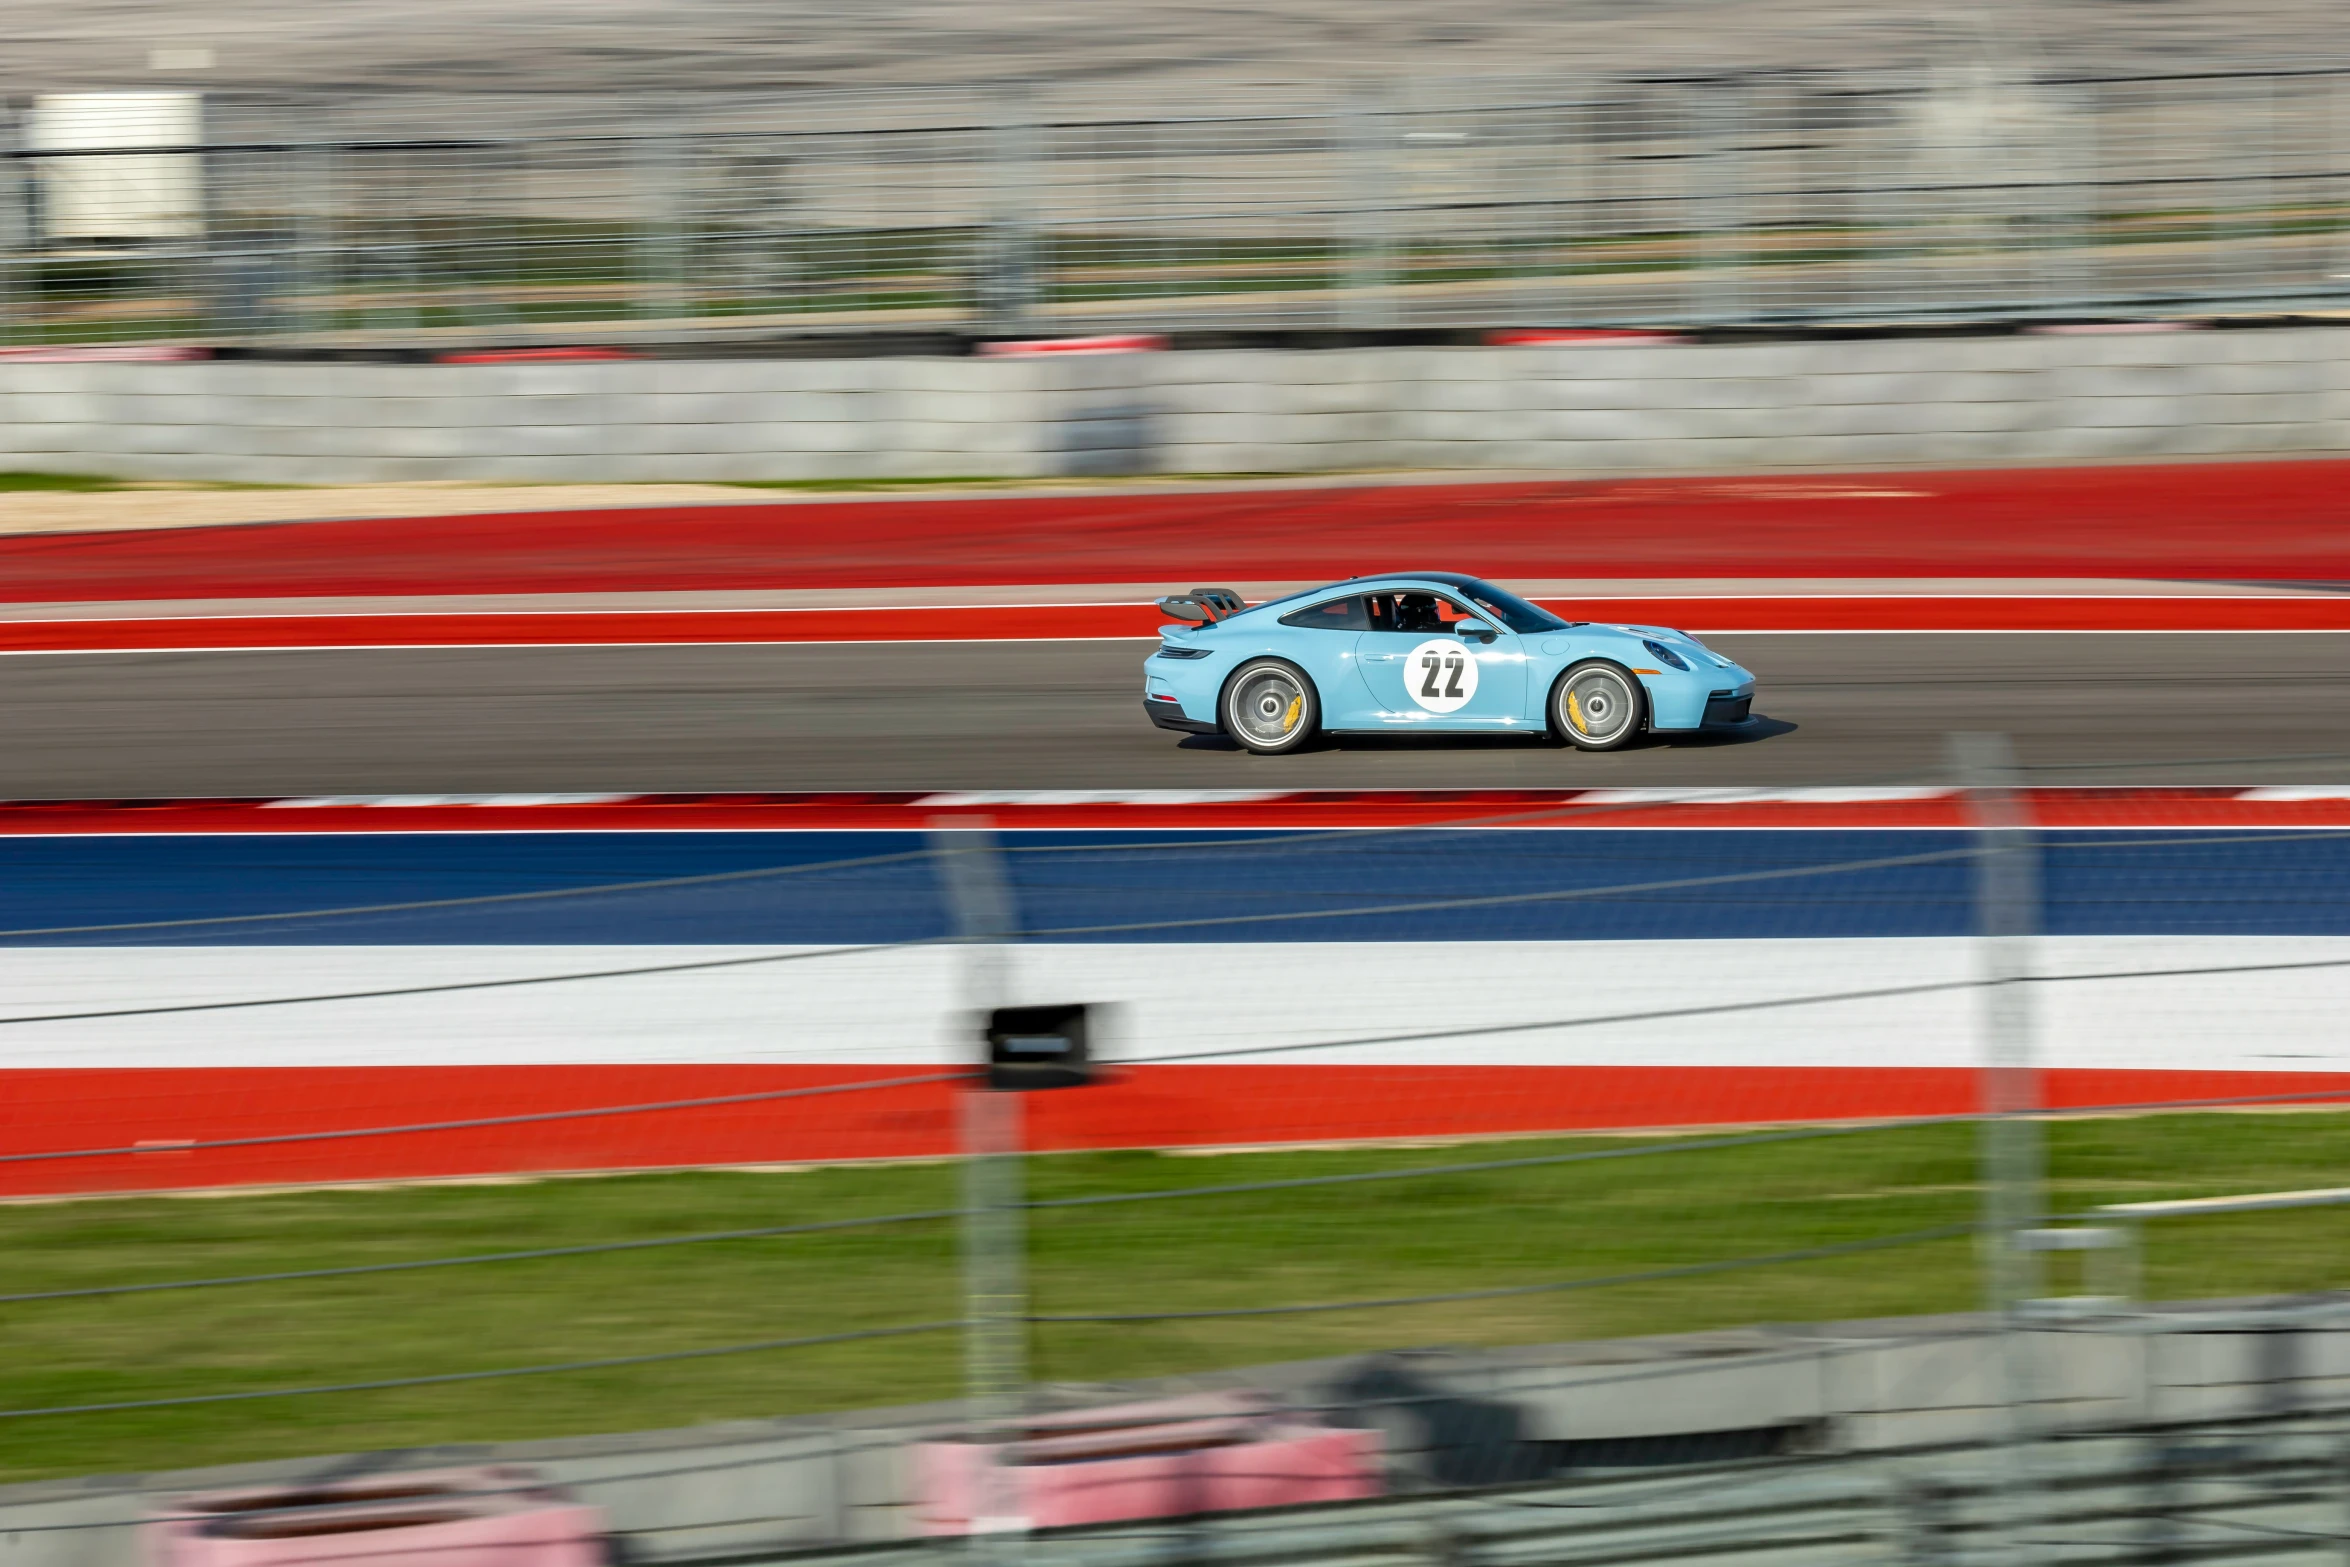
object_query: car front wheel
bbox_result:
[1220,659,1319,754]
[1551,661,1645,751]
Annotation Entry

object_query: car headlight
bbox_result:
[1641,639,1690,672]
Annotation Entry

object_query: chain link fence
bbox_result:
[5,763,2350,1567]
[3,65,2349,349]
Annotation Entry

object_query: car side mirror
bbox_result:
[1455,619,1497,643]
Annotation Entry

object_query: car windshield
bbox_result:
[1456,580,1571,634]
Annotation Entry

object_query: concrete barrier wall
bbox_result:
[4,1301,2343,1567]
[3,327,2348,484]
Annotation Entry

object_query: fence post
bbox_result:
[2338,1416,2350,1567]
[0,109,24,345]
[1340,80,1397,332]
[291,127,335,344]
[2335,76,2350,297]
[1956,731,2044,1561]
[2041,79,2092,315]
[633,119,689,325]
[930,818,1029,1550]
[1693,74,1749,326]
[976,87,1039,334]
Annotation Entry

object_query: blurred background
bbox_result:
[3,4,2350,1567]
[0,1,2347,351]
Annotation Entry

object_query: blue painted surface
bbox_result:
[0,829,2344,945]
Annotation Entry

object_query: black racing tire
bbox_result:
[1219,659,1320,755]
[1549,660,1647,751]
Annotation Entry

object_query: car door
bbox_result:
[1271,593,1383,726]
[1352,590,1528,729]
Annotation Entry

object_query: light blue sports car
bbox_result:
[1141,572,1758,755]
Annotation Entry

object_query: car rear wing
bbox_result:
[1155,587,1247,625]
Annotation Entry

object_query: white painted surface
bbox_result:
[2,937,2342,1073]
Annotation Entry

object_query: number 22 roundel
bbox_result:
[1405,638,1479,713]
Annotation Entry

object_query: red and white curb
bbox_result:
[8,593,2350,654]
[5,786,2350,834]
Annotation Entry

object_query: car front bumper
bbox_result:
[1643,667,1757,731]
[1702,691,1754,726]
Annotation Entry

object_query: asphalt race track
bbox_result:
[6,632,2349,799]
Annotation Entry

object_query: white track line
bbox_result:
[18,627,2350,657]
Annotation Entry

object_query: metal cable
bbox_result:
[0,1205,967,1304]
[1132,945,2350,1067]
[0,1320,961,1422]
[0,845,942,941]
[1021,1124,1905,1213]
[0,1071,963,1167]
[8,945,2350,1174]
[0,1228,1969,1423]
[0,1124,1889,1303]
[0,756,1947,945]
[0,840,1990,1029]
[0,939,929,1028]
[0,773,1953,942]
[10,819,2348,1035]
[1026,1222,1975,1324]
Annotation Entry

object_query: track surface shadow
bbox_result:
[1198,715,1802,755]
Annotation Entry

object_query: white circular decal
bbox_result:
[1405,638,1479,712]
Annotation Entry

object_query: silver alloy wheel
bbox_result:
[1224,662,1312,752]
[1556,664,1642,749]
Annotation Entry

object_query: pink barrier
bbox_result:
[148,1467,606,1567]
[916,1392,1382,1533]
[978,333,1167,355]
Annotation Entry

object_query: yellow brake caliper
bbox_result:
[1282,695,1303,733]
[1566,690,1588,734]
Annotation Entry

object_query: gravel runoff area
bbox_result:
[3,1,2335,111]
[0,485,790,538]
[0,475,1426,538]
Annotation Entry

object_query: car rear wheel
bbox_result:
[1221,659,1319,754]
[1551,661,1645,751]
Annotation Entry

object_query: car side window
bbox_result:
[1365,592,1478,634]
[1277,595,1370,631]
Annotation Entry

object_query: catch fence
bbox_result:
[5,758,2350,1560]
[4,65,2350,348]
